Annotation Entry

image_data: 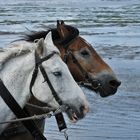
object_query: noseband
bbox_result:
[62,37,101,90]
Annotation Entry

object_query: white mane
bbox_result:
[0,41,34,71]
[0,37,60,71]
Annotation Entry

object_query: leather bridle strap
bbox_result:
[72,50,101,88]
[39,65,63,105]
[30,51,67,132]
[70,50,92,82]
[64,49,101,89]
[30,51,63,106]
[60,33,101,89]
[29,51,56,97]
[39,64,68,132]
[0,79,47,140]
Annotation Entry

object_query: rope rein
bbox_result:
[0,107,62,124]
[0,105,69,140]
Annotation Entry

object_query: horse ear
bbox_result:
[44,31,60,54]
[57,20,60,27]
[36,38,44,56]
[57,21,67,38]
[57,20,65,27]
[61,20,64,25]
[44,31,54,46]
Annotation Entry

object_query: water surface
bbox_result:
[0,0,140,140]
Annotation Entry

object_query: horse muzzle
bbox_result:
[65,104,89,123]
[95,74,121,97]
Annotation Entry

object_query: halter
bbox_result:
[30,50,73,113]
[62,37,101,90]
[30,51,63,106]
[0,50,69,139]
[30,50,72,135]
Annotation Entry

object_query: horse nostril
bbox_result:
[109,80,121,88]
[80,105,89,114]
[80,105,85,113]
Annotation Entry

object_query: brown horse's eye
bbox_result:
[80,50,89,56]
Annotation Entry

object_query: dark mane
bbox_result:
[23,24,79,46]
[24,30,50,42]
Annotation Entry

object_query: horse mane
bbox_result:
[0,42,33,71]
[0,24,79,70]
[24,30,50,42]
[23,25,79,46]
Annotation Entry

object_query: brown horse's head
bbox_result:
[24,20,121,97]
[54,20,121,97]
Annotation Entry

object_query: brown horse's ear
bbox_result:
[57,20,65,27]
[57,20,68,38]
[61,20,64,25]
[57,20,60,27]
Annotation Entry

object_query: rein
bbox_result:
[0,79,47,140]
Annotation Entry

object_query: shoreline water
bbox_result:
[0,0,140,139]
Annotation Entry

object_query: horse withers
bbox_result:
[0,32,89,139]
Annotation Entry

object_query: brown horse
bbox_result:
[24,20,121,97]
[1,21,121,140]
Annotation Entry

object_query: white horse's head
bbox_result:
[32,32,89,122]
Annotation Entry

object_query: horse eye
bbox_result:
[80,50,89,56]
[53,71,62,77]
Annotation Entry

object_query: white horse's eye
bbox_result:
[53,71,62,77]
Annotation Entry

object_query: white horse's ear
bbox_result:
[44,31,54,46]
[44,31,60,54]
[35,38,44,56]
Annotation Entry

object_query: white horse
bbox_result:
[0,32,89,133]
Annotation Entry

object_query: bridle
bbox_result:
[29,50,75,136]
[0,50,69,139]
[64,48,101,90]
[61,36,102,90]
[30,51,63,105]
[29,50,72,112]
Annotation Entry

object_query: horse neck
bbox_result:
[0,50,36,132]
[0,50,35,107]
